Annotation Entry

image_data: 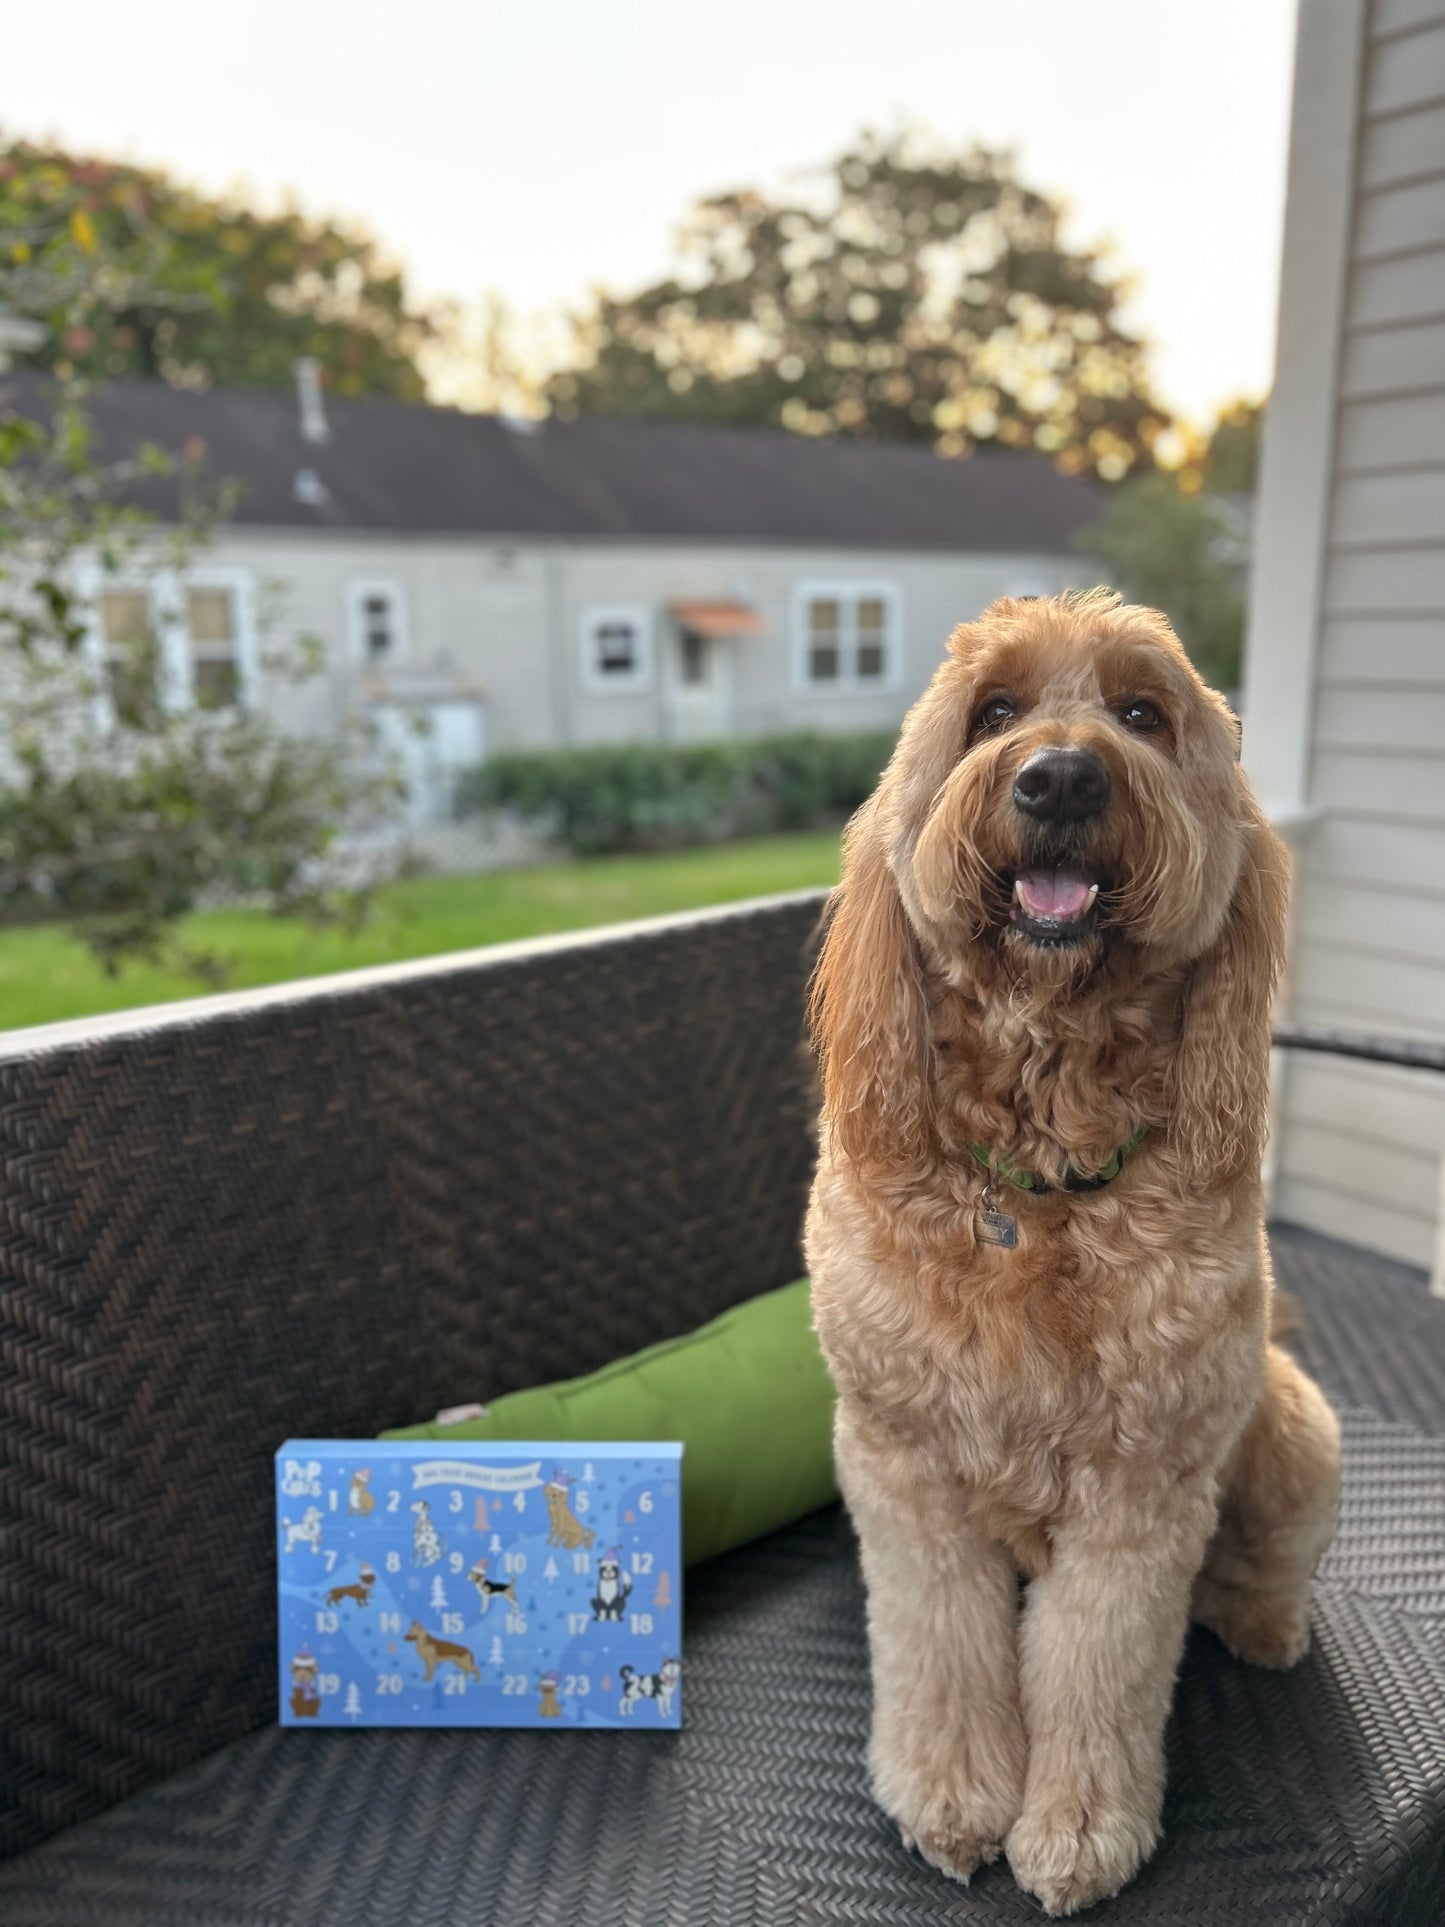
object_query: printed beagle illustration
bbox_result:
[465,1558,517,1615]
[347,1468,375,1516]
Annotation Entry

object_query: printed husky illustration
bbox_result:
[590,1546,632,1621]
[618,1657,680,1718]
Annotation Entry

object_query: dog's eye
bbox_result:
[974,696,1018,735]
[1117,698,1163,732]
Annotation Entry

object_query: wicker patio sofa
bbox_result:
[1,890,1442,1926]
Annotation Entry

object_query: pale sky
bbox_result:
[5,0,1298,425]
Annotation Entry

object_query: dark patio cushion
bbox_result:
[2,1226,1441,1927]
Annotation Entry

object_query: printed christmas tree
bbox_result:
[653,1570,672,1610]
[344,1683,363,1721]
[429,1576,448,1611]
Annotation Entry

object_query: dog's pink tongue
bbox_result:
[1016,868,1094,920]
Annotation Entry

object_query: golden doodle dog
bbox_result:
[805,591,1341,1915]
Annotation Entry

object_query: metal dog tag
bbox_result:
[976,1208,1018,1249]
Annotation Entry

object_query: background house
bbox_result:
[1244,0,1445,1286]
[66,374,1100,821]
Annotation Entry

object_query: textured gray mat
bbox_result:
[2,1227,1442,1927]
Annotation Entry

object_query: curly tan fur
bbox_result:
[805,591,1341,1915]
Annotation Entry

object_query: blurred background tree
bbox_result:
[545,125,1169,481]
[0,150,398,977]
[2,137,434,397]
[1073,399,1264,689]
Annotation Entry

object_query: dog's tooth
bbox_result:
[1085,883,1099,909]
[1012,877,1025,904]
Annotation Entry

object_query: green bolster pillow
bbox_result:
[383,1278,837,1567]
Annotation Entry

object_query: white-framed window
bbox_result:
[793,583,901,692]
[347,579,408,665]
[82,564,258,719]
[182,571,254,710]
[93,584,157,722]
[580,605,652,693]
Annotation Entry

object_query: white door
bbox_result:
[372,698,487,825]
[667,628,734,741]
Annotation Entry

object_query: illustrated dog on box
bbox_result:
[807,593,1340,1915]
[405,1623,480,1683]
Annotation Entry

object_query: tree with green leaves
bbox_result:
[1071,394,1265,690]
[0,159,397,978]
[1196,397,1263,497]
[1073,474,1249,690]
[547,126,1168,480]
[2,138,433,398]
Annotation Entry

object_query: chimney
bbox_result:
[294,357,330,444]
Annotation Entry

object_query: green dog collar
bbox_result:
[968,1125,1149,1196]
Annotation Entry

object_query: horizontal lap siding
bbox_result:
[1280,0,1445,1270]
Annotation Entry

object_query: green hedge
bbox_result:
[458,731,895,857]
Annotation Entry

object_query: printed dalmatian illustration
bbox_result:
[542,1471,595,1550]
[618,1657,680,1718]
[590,1546,632,1621]
[405,1622,480,1683]
[347,1468,375,1516]
[282,1507,324,1555]
[465,1558,517,1615]
[324,1562,377,1609]
[411,1499,443,1566]
[537,1670,563,1718]
[289,1647,322,1718]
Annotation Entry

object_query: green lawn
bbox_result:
[0,831,842,1032]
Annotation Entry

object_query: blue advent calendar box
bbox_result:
[276,1440,683,1729]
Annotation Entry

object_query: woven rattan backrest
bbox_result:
[0,892,824,1856]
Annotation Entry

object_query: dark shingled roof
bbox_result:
[5,375,1102,551]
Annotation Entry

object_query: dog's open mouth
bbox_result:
[1009,865,1102,946]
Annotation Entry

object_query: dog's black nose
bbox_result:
[1012,747,1111,824]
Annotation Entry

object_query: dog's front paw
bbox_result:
[893,1788,1017,1886]
[1006,1793,1158,1916]
[1192,1574,1311,1671]
[875,1736,1024,1886]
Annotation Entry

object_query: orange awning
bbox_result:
[669,599,766,638]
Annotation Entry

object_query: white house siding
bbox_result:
[558,543,1075,747]
[197,530,556,747]
[205,527,1077,754]
[1244,0,1445,1276]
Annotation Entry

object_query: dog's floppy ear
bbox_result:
[1171,787,1289,1181]
[808,793,933,1170]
